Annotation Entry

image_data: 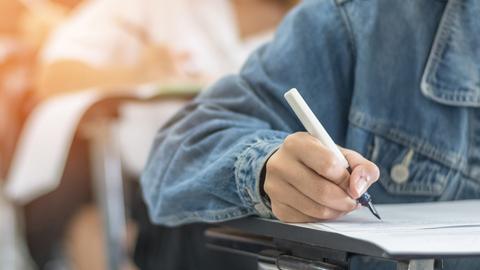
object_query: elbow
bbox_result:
[140,164,185,227]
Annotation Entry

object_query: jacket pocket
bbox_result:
[421,0,480,107]
[368,134,455,197]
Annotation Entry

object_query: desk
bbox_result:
[5,86,199,270]
[206,218,480,270]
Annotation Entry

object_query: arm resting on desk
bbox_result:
[141,0,354,226]
[37,45,188,98]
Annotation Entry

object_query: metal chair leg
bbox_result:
[88,119,127,270]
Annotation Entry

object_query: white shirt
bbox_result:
[40,0,275,175]
[41,0,272,81]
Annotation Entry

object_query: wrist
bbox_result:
[259,151,276,211]
[234,132,286,219]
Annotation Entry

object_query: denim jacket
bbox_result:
[141,0,480,227]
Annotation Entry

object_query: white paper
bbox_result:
[296,200,480,255]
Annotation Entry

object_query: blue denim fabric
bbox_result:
[142,0,480,261]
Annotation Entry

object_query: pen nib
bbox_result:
[368,202,382,220]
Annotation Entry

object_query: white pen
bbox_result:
[284,88,381,220]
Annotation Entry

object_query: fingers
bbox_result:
[267,158,357,212]
[283,133,350,185]
[270,201,318,223]
[265,176,351,218]
[264,132,380,223]
[340,148,380,198]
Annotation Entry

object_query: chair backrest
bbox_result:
[0,94,32,178]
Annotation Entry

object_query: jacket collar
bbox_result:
[421,0,480,107]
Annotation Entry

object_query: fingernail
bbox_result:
[356,176,368,195]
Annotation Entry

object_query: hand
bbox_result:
[139,45,211,85]
[264,132,380,223]
[139,45,182,80]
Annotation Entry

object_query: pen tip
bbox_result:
[368,202,382,220]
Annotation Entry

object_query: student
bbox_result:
[35,0,297,269]
[38,0,297,96]
[142,0,480,269]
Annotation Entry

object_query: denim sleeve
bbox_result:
[141,0,354,226]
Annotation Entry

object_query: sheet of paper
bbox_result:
[296,200,480,255]
[315,200,480,232]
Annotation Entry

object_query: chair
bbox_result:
[4,84,199,269]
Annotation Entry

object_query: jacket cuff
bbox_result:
[234,131,287,218]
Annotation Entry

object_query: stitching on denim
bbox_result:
[421,0,454,97]
[382,161,452,196]
[425,75,480,95]
[371,136,455,196]
[335,0,357,60]
[421,0,480,106]
[378,166,454,196]
[422,83,480,106]
[153,206,255,226]
[234,135,285,209]
[428,0,455,80]
[352,111,465,168]
[349,111,466,170]
[234,140,258,208]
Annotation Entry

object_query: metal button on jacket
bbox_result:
[390,149,414,184]
[391,164,410,184]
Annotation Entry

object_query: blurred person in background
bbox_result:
[38,0,298,96]
[141,0,480,269]
[31,0,299,270]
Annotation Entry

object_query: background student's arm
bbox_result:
[36,0,195,98]
[37,45,189,98]
[142,0,359,226]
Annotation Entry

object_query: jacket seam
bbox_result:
[420,0,476,106]
[234,135,285,210]
[151,206,255,227]
[334,0,357,60]
[423,86,480,106]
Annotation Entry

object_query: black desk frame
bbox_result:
[206,218,479,270]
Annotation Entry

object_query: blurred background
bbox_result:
[0,0,298,269]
